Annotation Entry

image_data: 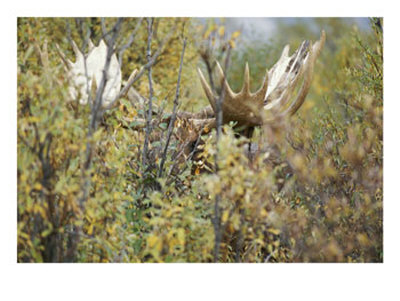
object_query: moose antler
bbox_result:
[196,30,326,128]
[55,39,137,109]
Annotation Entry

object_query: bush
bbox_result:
[17,17,382,262]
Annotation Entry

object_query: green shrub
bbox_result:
[17,17,382,262]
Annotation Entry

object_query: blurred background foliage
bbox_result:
[17,17,382,262]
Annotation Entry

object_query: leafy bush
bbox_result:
[17,17,382,262]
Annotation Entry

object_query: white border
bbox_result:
[2,0,399,300]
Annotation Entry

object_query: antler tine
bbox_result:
[285,30,326,116]
[265,40,310,112]
[215,61,235,97]
[71,40,82,58]
[195,31,325,129]
[272,30,326,120]
[280,44,290,60]
[197,67,217,110]
[34,39,50,70]
[312,30,326,57]
[55,43,73,69]
[270,44,290,75]
[241,62,251,95]
[88,39,95,51]
[254,68,269,101]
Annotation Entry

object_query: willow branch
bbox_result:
[158,38,187,178]
[131,23,177,85]
[212,45,232,262]
[141,18,154,168]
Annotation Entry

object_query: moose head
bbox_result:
[54,31,325,171]
[192,30,326,133]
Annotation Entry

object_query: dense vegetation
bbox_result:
[17,17,382,262]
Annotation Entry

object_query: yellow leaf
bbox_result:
[260,209,268,217]
[204,26,215,39]
[34,183,42,190]
[218,26,225,37]
[147,235,162,253]
[20,173,27,183]
[357,233,370,247]
[68,144,79,152]
[41,228,52,238]
[28,116,40,123]
[87,224,94,235]
[267,228,281,235]
[128,108,137,119]
[221,210,229,223]
[231,31,241,39]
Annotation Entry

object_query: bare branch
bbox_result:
[213,45,232,262]
[131,23,178,85]
[158,38,187,178]
[103,68,138,111]
[142,18,154,168]
[90,18,123,130]
[118,18,144,66]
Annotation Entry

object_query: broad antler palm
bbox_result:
[55,39,137,109]
[195,30,326,129]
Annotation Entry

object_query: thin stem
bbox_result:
[118,18,144,66]
[158,38,187,178]
[131,23,177,85]
[142,17,154,168]
[235,207,245,262]
[212,45,232,262]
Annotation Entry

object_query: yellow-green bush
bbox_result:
[17,17,382,262]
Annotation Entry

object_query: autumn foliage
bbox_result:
[17,17,383,262]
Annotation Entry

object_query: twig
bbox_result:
[215,45,232,145]
[165,123,206,185]
[212,45,232,262]
[141,17,154,168]
[235,207,245,262]
[158,38,187,178]
[205,59,215,92]
[131,23,177,85]
[91,18,123,132]
[100,18,108,42]
[103,69,138,111]
[264,253,273,263]
[18,132,36,153]
[118,18,144,66]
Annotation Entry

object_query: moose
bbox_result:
[53,30,326,173]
